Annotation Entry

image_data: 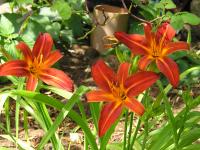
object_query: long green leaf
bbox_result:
[164,66,200,93]
[89,102,100,132]
[12,87,98,150]
[100,114,122,150]
[37,86,88,149]
[178,128,200,148]
[182,144,200,150]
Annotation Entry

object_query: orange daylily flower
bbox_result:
[86,60,159,137]
[0,33,74,91]
[114,22,189,87]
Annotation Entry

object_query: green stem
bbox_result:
[35,83,63,150]
[15,78,24,147]
[36,103,61,150]
[127,112,134,150]
[5,98,10,132]
[123,110,129,150]
[177,106,189,144]
[142,91,149,150]
[164,66,200,94]
[23,109,29,142]
[164,95,178,149]
[130,119,141,149]
[77,101,88,150]
[142,118,149,150]
[84,137,88,150]
[157,80,178,149]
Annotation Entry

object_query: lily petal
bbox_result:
[92,60,116,92]
[114,32,149,55]
[0,60,29,76]
[117,62,130,84]
[124,97,145,116]
[32,33,53,59]
[98,102,122,137]
[16,42,33,62]
[143,23,153,43]
[156,57,179,87]
[26,74,38,91]
[138,55,153,70]
[163,42,189,55]
[156,22,176,42]
[44,50,63,67]
[39,68,74,92]
[86,90,114,102]
[125,71,159,97]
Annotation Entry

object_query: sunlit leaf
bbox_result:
[0,15,14,35]
[51,0,72,20]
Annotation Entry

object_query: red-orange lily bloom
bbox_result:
[0,33,73,91]
[86,60,159,137]
[114,22,189,87]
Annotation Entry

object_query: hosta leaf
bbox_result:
[0,15,14,35]
[17,0,33,4]
[180,12,200,25]
[51,0,72,20]
[4,40,19,59]
[45,22,61,40]
[171,15,184,30]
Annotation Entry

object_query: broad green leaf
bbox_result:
[160,0,176,9]
[60,29,74,45]
[0,15,14,35]
[139,4,157,20]
[180,12,200,25]
[31,15,50,25]
[171,15,184,30]
[39,7,60,20]
[21,19,45,47]
[128,20,144,34]
[51,0,72,20]
[45,22,61,40]
[66,14,84,36]
[155,3,164,9]
[4,40,19,59]
[169,51,187,60]
[3,13,22,33]
[17,0,33,4]
[176,60,189,73]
